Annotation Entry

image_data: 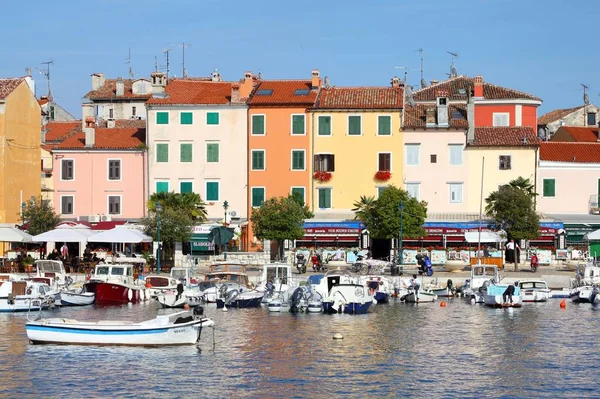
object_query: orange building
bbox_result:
[245,70,322,251]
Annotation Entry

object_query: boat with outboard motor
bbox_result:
[0,277,55,312]
[84,263,148,304]
[216,283,264,309]
[484,282,522,308]
[255,263,299,304]
[200,261,253,303]
[322,283,374,314]
[267,285,317,313]
[462,265,500,304]
[518,279,551,302]
[357,275,393,304]
[60,286,95,306]
[569,263,600,303]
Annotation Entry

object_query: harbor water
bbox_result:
[1,300,599,398]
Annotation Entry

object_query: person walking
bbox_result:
[506,239,520,271]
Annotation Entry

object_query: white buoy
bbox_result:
[333,333,343,340]
[222,305,228,312]
[470,297,476,304]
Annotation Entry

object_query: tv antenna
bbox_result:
[415,48,426,88]
[154,56,159,72]
[447,51,458,78]
[582,83,590,105]
[38,60,53,100]
[125,47,134,78]
[172,42,191,78]
[163,48,173,80]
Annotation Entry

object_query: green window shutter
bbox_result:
[252,151,264,170]
[207,143,219,163]
[157,112,169,125]
[292,151,304,170]
[180,112,193,125]
[348,116,361,135]
[207,112,219,125]
[291,187,305,203]
[180,182,193,193]
[318,188,331,208]
[156,143,169,163]
[156,182,169,193]
[543,179,555,197]
[180,143,192,162]
[292,115,305,134]
[378,116,391,135]
[318,116,331,135]
[206,182,219,201]
[252,187,265,207]
[252,115,265,135]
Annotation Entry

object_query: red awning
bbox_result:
[299,236,358,242]
[91,221,128,231]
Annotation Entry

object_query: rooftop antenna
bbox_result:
[172,42,192,78]
[393,66,409,83]
[582,83,590,105]
[154,56,158,72]
[125,47,134,78]
[447,51,458,78]
[415,48,426,88]
[163,48,172,80]
[38,60,53,100]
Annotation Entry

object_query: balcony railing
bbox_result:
[589,195,599,214]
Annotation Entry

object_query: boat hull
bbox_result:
[216,295,263,309]
[322,301,371,314]
[484,294,522,308]
[520,290,550,303]
[570,286,593,303]
[0,297,48,312]
[374,292,390,303]
[60,292,95,306]
[404,291,437,303]
[155,292,205,309]
[95,282,146,304]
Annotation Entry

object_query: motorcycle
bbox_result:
[416,253,434,277]
[296,253,307,274]
[530,253,538,273]
[311,254,323,272]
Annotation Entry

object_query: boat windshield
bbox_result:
[197,281,216,290]
[264,266,290,283]
[36,261,63,273]
[110,267,131,276]
[171,269,188,279]
[520,281,548,289]
[95,266,110,276]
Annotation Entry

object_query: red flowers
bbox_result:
[313,171,332,182]
[374,170,391,181]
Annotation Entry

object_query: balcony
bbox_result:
[589,195,599,214]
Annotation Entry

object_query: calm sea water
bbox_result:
[1,299,599,399]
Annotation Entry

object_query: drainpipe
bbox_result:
[311,110,315,214]
[534,145,538,211]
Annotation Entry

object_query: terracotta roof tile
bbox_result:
[248,80,318,106]
[146,80,236,105]
[315,86,403,109]
[55,128,146,150]
[43,121,81,142]
[84,79,152,100]
[556,126,599,142]
[470,126,540,147]
[537,106,584,125]
[0,78,24,100]
[540,142,600,163]
[404,103,468,129]
[413,76,541,102]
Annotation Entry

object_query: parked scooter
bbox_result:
[311,252,327,272]
[416,253,434,277]
[296,252,307,274]
[530,252,538,273]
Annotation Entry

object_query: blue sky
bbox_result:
[0,0,596,116]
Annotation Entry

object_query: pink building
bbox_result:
[52,119,146,222]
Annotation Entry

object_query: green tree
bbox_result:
[147,192,207,223]
[251,195,314,259]
[353,186,427,240]
[21,196,60,236]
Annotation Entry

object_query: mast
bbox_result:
[477,157,485,265]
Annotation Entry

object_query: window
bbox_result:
[294,89,310,96]
[206,182,219,201]
[132,106,137,117]
[207,112,219,125]
[206,143,219,163]
[493,113,509,127]
[61,159,74,180]
[378,116,391,135]
[588,112,596,126]
[252,115,265,135]
[180,143,193,163]
[348,115,361,135]
[61,196,73,215]
[430,154,437,163]
[256,89,273,96]
[318,116,331,136]
[449,183,463,203]
[313,154,335,172]
[109,108,114,119]
[251,150,265,170]
[405,144,420,166]
[156,181,169,193]
[291,150,305,170]
[157,112,169,124]
[449,144,463,165]
[378,153,391,171]
[180,112,193,125]
[251,187,265,207]
[291,115,305,135]
[180,182,193,193]
[291,187,305,204]
[405,183,420,201]
[108,160,121,180]
[50,105,55,120]
[543,179,555,197]
[108,196,121,215]
[156,143,169,163]
[318,188,332,209]
[499,155,512,170]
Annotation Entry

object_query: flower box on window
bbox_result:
[313,171,332,182]
[374,170,391,181]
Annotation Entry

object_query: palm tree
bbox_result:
[147,192,207,223]
[509,177,537,198]
[352,195,376,222]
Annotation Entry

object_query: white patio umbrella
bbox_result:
[32,228,96,243]
[0,226,33,243]
[87,227,152,244]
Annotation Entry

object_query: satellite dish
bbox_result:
[420,78,427,89]
[537,127,546,139]
[450,67,458,78]
[324,76,330,88]
[257,72,263,80]
[584,93,590,105]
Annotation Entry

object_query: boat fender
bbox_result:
[226,289,239,304]
[7,293,14,305]
[447,279,453,290]
[128,289,133,302]
[145,281,152,288]
[26,287,33,295]
[140,289,145,301]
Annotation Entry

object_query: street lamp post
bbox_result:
[21,202,26,222]
[222,201,229,258]
[156,203,162,274]
[398,201,404,272]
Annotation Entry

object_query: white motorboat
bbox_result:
[144,275,180,298]
[518,279,551,302]
[0,279,54,312]
[549,288,570,299]
[462,265,500,304]
[267,286,321,313]
[484,283,522,308]
[201,261,254,303]
[155,287,206,309]
[322,283,374,314]
[424,278,457,298]
[216,284,264,309]
[255,263,299,304]
[32,260,70,304]
[60,287,95,306]
[84,263,148,304]
[569,264,600,303]
[25,308,215,346]
[357,275,393,304]
[403,287,438,303]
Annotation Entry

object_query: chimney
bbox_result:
[436,90,449,128]
[81,103,94,129]
[107,119,116,128]
[425,108,436,127]
[84,117,95,148]
[391,76,401,88]
[211,70,222,82]
[151,72,167,94]
[467,96,475,143]
[91,73,105,91]
[430,79,438,86]
[116,77,125,96]
[240,71,256,99]
[474,75,484,98]
[311,69,321,90]
[25,67,31,77]
[231,83,240,103]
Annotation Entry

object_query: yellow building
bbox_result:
[0,77,41,225]
[310,81,404,218]
[465,126,539,213]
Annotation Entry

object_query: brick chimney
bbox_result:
[116,77,125,96]
[391,76,401,88]
[231,83,241,103]
[467,95,475,143]
[81,103,94,129]
[84,117,95,148]
[426,108,436,127]
[239,71,256,99]
[430,79,438,86]
[474,75,484,98]
[151,72,167,94]
[91,73,105,91]
[311,69,321,90]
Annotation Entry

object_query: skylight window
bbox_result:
[451,111,465,119]
[256,89,273,96]
[457,88,467,95]
[294,89,310,96]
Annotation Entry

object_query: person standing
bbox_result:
[506,239,520,271]
[410,274,420,303]
[60,243,69,261]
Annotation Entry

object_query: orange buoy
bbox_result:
[440,300,447,308]
[183,304,190,310]
[145,281,152,288]
[560,299,566,309]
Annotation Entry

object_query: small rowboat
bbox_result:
[60,287,95,306]
[25,308,214,346]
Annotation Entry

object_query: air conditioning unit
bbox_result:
[230,210,240,219]
[89,215,101,223]
[100,215,112,222]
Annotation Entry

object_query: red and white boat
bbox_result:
[85,263,148,304]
